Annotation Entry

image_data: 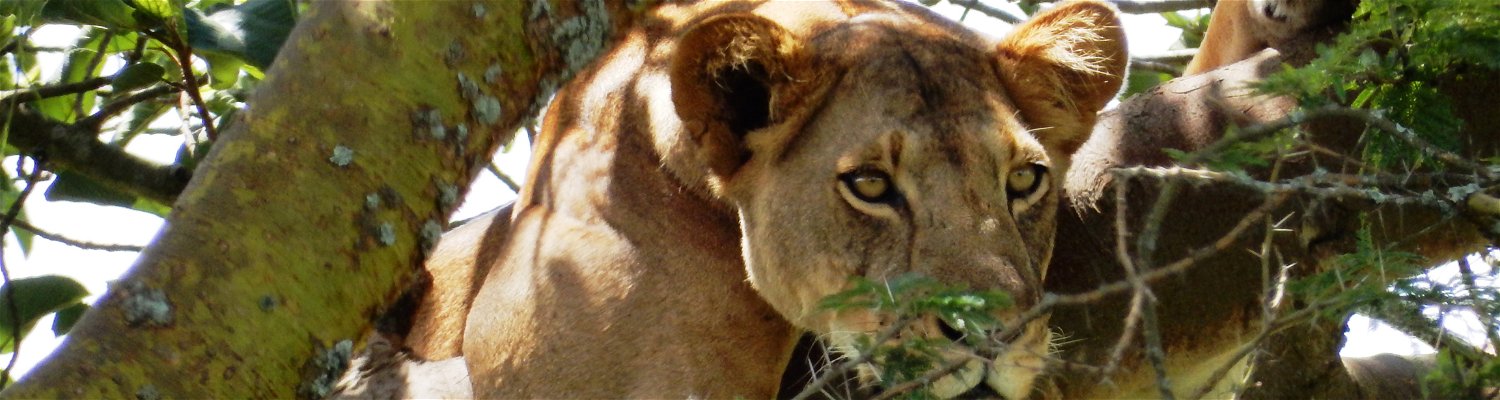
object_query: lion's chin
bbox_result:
[830,321,1051,400]
[984,326,1051,399]
[932,331,1048,399]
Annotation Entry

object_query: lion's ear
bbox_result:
[670,14,799,180]
[995,1,1127,156]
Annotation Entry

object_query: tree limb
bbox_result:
[4,106,188,204]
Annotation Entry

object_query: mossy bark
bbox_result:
[0,0,643,397]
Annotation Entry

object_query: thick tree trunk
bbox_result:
[0,1,642,397]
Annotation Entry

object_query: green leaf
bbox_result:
[32,30,136,123]
[0,0,50,27]
[185,0,296,69]
[110,62,165,92]
[1122,71,1170,99]
[130,0,182,22]
[201,53,241,89]
[37,0,139,29]
[50,303,87,336]
[44,170,136,209]
[0,275,89,353]
[1159,11,1190,29]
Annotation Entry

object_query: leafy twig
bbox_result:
[792,317,915,400]
[160,35,219,142]
[0,157,46,388]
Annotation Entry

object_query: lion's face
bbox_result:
[730,42,1058,397]
[668,2,1125,398]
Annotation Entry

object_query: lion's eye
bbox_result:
[840,170,898,204]
[1006,164,1047,199]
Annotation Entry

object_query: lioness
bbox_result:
[1185,0,1357,75]
[460,1,1126,397]
[356,1,1126,398]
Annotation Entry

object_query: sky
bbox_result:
[5,0,1491,381]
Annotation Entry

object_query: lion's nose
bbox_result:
[937,319,966,343]
[936,319,1024,345]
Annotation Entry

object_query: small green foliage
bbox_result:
[1158,10,1209,49]
[1256,0,1499,170]
[819,274,1012,396]
[1423,349,1500,398]
[1290,225,1424,311]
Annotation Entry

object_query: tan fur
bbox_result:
[1185,0,1327,75]
[404,204,513,360]
[399,1,1126,398]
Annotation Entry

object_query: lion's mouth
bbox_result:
[835,318,1051,400]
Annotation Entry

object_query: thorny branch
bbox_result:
[869,356,978,400]
[1095,179,1149,384]
[792,317,916,400]
[1359,297,1493,364]
[998,191,1292,368]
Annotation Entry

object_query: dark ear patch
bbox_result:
[669,15,798,179]
[718,62,773,136]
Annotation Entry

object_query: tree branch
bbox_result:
[10,219,145,252]
[1037,0,1210,14]
[943,0,1021,24]
[5,106,188,204]
[0,77,111,106]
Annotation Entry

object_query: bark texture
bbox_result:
[0,0,643,397]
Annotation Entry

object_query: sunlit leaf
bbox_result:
[31,30,139,123]
[130,0,182,22]
[201,53,241,89]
